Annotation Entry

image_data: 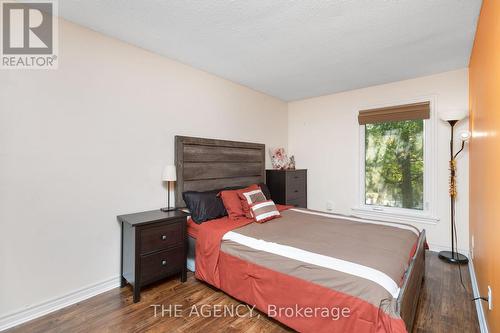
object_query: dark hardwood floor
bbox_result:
[412,252,479,333]
[6,252,479,333]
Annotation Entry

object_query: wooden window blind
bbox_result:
[358,101,430,125]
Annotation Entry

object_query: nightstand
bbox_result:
[117,209,188,302]
[266,169,307,208]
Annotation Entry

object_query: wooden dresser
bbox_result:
[266,169,307,208]
[117,210,188,302]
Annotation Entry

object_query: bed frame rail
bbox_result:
[397,229,426,331]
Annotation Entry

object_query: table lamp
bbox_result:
[161,165,176,212]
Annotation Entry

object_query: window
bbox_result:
[364,119,424,210]
[354,101,438,224]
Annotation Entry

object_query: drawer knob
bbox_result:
[161,260,167,266]
[161,235,167,240]
[294,190,299,193]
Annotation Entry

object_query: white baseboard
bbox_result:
[427,243,469,257]
[469,258,489,333]
[0,276,121,332]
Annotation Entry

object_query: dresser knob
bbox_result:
[161,260,167,266]
[161,235,167,240]
[294,190,299,193]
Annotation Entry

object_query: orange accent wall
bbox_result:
[469,0,500,331]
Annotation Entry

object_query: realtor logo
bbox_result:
[1,0,58,69]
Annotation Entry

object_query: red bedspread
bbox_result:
[187,217,200,239]
[194,206,408,333]
[195,215,253,286]
[194,204,290,286]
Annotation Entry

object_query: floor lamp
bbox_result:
[438,111,470,264]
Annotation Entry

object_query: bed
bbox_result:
[175,136,426,333]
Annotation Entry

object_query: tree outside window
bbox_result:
[364,119,424,210]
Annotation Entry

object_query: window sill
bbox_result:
[351,206,439,225]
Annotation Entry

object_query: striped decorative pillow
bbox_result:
[250,200,281,223]
[239,188,267,218]
[242,189,267,205]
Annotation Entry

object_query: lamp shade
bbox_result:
[460,130,472,142]
[162,165,177,181]
[439,109,468,121]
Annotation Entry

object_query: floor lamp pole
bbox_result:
[438,120,468,264]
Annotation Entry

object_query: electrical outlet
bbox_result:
[326,201,334,211]
[488,286,493,310]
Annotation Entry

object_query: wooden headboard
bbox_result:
[175,136,266,207]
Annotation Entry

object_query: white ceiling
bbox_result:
[59,0,482,101]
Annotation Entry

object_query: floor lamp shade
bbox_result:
[439,109,468,121]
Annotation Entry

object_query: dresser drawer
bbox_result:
[286,181,306,200]
[140,246,184,285]
[286,172,306,200]
[139,220,184,255]
[286,170,306,183]
[287,196,307,208]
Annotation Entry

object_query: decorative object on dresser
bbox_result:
[269,147,295,170]
[161,165,177,212]
[266,169,307,208]
[118,209,188,302]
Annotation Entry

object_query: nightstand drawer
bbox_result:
[139,220,183,254]
[140,247,184,285]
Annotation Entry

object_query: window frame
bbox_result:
[352,96,439,225]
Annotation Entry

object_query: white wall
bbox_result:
[288,69,469,253]
[0,20,287,319]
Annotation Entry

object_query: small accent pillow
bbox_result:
[250,200,281,223]
[220,184,261,220]
[238,187,267,218]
